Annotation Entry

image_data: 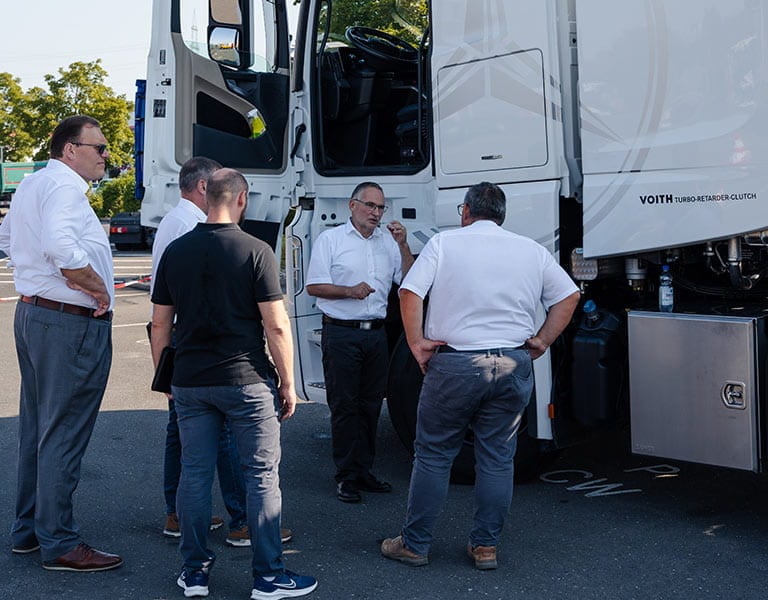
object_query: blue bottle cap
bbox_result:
[662,264,670,272]
[583,299,597,313]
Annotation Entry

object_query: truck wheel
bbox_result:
[386,334,556,484]
[115,243,131,251]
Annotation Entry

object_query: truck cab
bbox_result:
[141,0,768,477]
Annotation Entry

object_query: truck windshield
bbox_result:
[313,0,430,172]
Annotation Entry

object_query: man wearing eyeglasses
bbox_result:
[0,116,122,571]
[381,181,580,570]
[306,181,414,503]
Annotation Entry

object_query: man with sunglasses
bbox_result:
[0,116,122,571]
[306,182,414,503]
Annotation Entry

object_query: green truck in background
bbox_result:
[0,161,47,215]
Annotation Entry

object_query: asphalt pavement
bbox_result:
[1,252,768,599]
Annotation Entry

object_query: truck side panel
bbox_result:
[578,0,768,257]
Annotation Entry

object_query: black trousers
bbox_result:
[321,323,388,483]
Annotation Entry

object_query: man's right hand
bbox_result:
[409,337,446,374]
[347,282,375,299]
[278,382,297,421]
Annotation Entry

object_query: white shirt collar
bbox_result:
[47,158,90,193]
[344,218,383,240]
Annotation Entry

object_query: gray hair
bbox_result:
[350,181,383,201]
[179,156,222,194]
[464,181,506,225]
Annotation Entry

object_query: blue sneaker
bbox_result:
[177,563,212,598]
[251,570,318,599]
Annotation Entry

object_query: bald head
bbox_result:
[206,168,248,207]
[204,168,249,225]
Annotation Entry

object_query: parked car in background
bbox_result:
[109,211,154,250]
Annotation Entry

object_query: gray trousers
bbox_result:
[11,301,112,561]
[401,348,533,555]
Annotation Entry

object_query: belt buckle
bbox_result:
[359,321,372,330]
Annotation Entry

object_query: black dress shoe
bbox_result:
[357,473,392,493]
[337,480,362,503]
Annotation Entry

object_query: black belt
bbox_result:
[438,345,526,354]
[322,315,385,330]
[21,295,113,321]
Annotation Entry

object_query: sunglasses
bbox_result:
[71,141,108,155]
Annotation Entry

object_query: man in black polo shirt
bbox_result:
[151,168,317,599]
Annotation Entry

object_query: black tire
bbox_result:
[115,243,131,251]
[386,334,557,485]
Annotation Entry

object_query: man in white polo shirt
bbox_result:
[381,181,580,570]
[306,181,414,503]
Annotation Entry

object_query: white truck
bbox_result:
[140,0,768,478]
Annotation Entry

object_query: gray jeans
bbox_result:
[401,348,533,555]
[11,301,112,560]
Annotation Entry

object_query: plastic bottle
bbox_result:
[247,108,277,164]
[658,265,674,312]
[583,299,602,327]
[247,109,267,139]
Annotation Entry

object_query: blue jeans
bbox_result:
[164,398,247,530]
[401,348,533,555]
[173,382,284,577]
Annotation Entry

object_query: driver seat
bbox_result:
[395,102,428,164]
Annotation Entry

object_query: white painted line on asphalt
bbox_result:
[113,322,151,328]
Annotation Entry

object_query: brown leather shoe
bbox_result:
[381,535,428,566]
[226,525,294,546]
[467,543,497,570]
[163,512,224,538]
[42,542,123,572]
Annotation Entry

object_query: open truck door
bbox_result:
[141,0,294,255]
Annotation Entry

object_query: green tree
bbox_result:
[97,169,139,218]
[329,0,428,45]
[0,73,36,161]
[22,60,134,168]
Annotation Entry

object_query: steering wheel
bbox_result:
[345,26,418,69]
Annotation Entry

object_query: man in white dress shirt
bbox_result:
[0,115,122,572]
[306,182,414,503]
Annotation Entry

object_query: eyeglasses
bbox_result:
[353,199,388,213]
[71,141,108,155]
[457,203,466,216]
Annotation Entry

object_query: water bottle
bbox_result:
[247,108,267,139]
[246,108,277,164]
[658,265,674,312]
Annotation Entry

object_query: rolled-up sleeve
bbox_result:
[40,183,91,270]
[400,234,440,299]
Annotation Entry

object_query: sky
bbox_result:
[0,0,299,101]
[0,0,154,100]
